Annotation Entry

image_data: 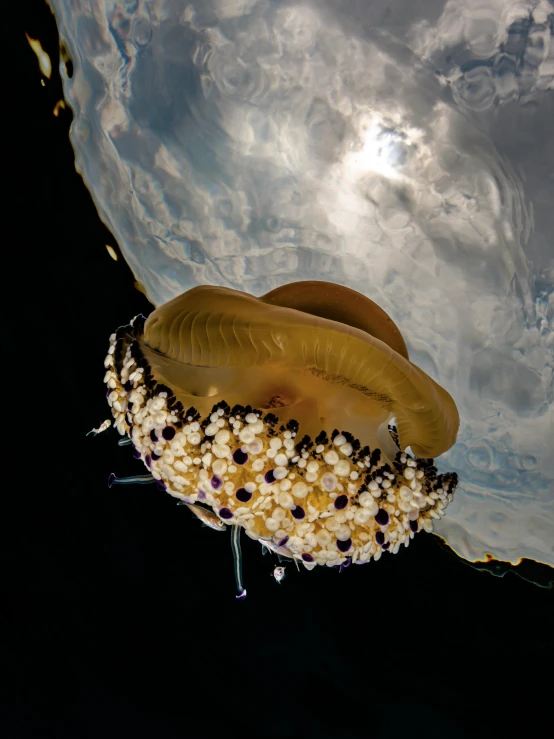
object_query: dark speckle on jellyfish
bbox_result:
[102,280,460,596]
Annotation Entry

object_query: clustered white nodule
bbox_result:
[103,316,458,570]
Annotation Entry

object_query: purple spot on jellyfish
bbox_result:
[337,538,352,553]
[211,475,223,490]
[277,536,289,547]
[236,488,252,503]
[132,446,141,459]
[302,553,314,562]
[150,429,158,442]
[375,508,390,526]
[291,506,305,520]
[233,448,248,465]
[375,531,385,546]
[264,469,276,484]
[162,426,176,441]
[145,454,152,468]
[197,489,207,500]
[151,452,161,461]
[219,507,233,520]
[156,481,167,492]
[383,541,390,550]
[334,495,348,510]
[409,519,419,533]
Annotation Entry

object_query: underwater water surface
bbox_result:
[49,0,553,571]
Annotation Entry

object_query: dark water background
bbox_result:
[5,1,553,737]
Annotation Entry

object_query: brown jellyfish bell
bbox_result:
[139,281,458,459]
[103,281,460,590]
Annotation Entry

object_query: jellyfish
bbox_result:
[103,280,459,593]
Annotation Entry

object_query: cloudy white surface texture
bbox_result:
[52,0,554,568]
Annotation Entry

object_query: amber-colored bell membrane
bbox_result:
[138,281,459,459]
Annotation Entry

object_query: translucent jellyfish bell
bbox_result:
[56,1,553,575]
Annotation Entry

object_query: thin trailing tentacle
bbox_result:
[231,525,247,600]
[107,473,155,488]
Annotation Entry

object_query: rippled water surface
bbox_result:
[50,0,554,570]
